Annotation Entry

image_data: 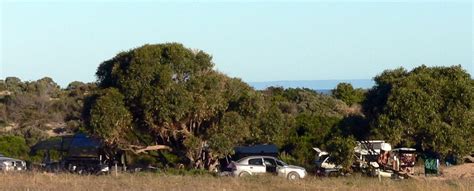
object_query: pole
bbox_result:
[115,162,118,177]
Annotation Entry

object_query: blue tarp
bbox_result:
[31,133,102,158]
[233,144,278,160]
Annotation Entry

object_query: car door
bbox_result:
[247,157,266,174]
[275,159,288,177]
[263,157,277,174]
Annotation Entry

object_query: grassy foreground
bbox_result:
[0,172,472,191]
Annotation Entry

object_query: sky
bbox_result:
[1,0,472,87]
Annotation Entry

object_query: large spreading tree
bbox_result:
[364,65,474,157]
[88,43,263,170]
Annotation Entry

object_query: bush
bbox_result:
[325,136,356,171]
[0,135,29,160]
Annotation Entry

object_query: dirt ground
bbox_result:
[407,163,474,183]
[440,163,474,179]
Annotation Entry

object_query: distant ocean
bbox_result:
[248,79,374,94]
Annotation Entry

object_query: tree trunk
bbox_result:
[125,144,171,154]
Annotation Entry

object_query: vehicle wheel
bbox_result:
[239,171,251,177]
[287,172,300,180]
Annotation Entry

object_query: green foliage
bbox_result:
[256,105,289,147]
[90,43,262,170]
[263,87,347,117]
[0,76,97,151]
[364,65,474,157]
[14,126,49,146]
[332,83,365,106]
[283,113,342,166]
[325,136,356,170]
[0,135,29,159]
[278,151,297,166]
[88,88,132,145]
[208,112,249,158]
[3,43,471,173]
[259,87,353,167]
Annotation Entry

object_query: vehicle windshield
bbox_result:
[276,160,288,166]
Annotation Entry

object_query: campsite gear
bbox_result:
[424,158,440,176]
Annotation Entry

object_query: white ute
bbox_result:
[228,156,307,180]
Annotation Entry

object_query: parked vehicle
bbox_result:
[228,156,307,180]
[312,141,391,177]
[220,144,278,172]
[0,154,26,171]
[313,148,342,176]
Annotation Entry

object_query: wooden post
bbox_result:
[115,162,118,177]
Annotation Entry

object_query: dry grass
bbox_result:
[0,172,472,191]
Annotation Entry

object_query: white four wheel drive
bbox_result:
[228,156,307,180]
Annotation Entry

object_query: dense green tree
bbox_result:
[88,88,133,145]
[91,43,263,170]
[207,112,249,158]
[0,135,30,159]
[364,65,474,157]
[255,105,290,147]
[325,136,356,170]
[260,87,355,168]
[284,113,341,166]
[332,83,365,106]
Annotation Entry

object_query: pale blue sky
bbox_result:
[1,0,472,87]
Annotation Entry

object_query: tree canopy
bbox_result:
[89,43,264,170]
[332,82,365,106]
[1,43,472,171]
[364,65,474,157]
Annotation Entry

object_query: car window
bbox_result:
[276,160,287,166]
[248,158,263,166]
[263,158,277,167]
